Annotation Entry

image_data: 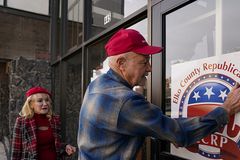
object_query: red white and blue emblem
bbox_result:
[178,73,240,159]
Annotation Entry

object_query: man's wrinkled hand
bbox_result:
[223,82,240,115]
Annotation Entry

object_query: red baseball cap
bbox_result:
[26,86,51,97]
[105,28,163,56]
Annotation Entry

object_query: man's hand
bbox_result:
[223,82,240,115]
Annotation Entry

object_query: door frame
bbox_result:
[150,0,196,159]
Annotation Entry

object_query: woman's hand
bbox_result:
[65,144,76,156]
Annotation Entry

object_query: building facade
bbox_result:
[0,0,240,159]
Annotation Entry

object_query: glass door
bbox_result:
[152,0,240,159]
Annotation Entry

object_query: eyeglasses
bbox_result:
[137,61,150,66]
[126,57,150,66]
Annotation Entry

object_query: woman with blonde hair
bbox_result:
[11,86,76,160]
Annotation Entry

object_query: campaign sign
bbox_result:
[170,52,240,160]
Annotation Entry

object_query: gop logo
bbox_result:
[178,73,240,160]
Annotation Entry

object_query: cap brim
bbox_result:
[132,46,163,55]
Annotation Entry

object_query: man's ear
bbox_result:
[116,56,127,70]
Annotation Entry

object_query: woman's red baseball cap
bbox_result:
[26,86,51,97]
[105,28,163,56]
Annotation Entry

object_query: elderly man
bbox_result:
[78,28,240,160]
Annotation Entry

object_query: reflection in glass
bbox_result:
[52,1,61,61]
[222,0,240,54]
[90,58,109,82]
[124,0,146,17]
[53,65,60,114]
[89,0,147,38]
[165,0,216,115]
[64,53,82,160]
[7,0,49,15]
[90,0,124,37]
[165,0,240,116]
[67,0,83,51]
[0,12,50,60]
[87,38,109,83]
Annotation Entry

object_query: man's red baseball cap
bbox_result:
[26,86,51,97]
[105,28,163,56]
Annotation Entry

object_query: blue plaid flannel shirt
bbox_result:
[78,69,228,160]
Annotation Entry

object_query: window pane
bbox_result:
[64,53,82,160]
[0,0,3,5]
[124,0,146,17]
[89,0,147,38]
[222,0,240,54]
[52,1,61,61]
[87,39,109,83]
[165,0,240,158]
[0,12,49,60]
[7,0,49,15]
[53,65,61,114]
[165,0,240,115]
[67,0,83,51]
[165,0,216,116]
